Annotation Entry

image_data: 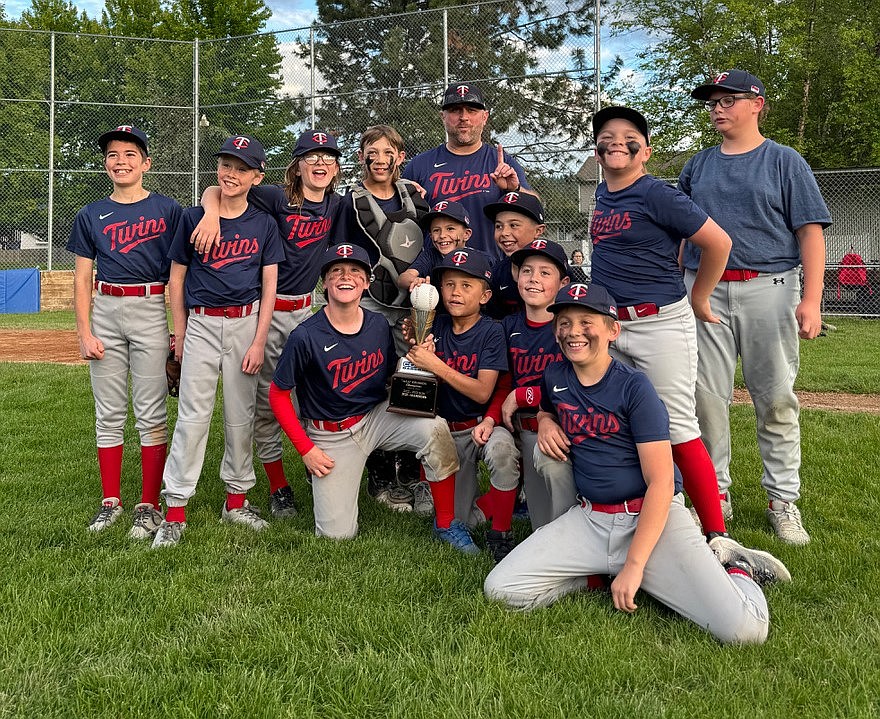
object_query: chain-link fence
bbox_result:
[1,8,878,316]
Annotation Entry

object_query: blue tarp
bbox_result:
[0,269,41,313]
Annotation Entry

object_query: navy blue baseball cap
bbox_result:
[320,243,372,277]
[591,106,651,145]
[98,124,149,155]
[691,69,766,100]
[419,200,471,231]
[548,282,618,320]
[441,82,487,110]
[432,248,493,284]
[482,191,545,224]
[215,135,266,171]
[511,239,568,275]
[292,130,341,158]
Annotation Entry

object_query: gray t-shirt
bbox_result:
[679,139,832,272]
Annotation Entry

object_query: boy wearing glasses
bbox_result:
[680,69,832,545]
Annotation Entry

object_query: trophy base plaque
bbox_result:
[387,358,438,418]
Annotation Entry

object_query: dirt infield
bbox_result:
[1,328,879,414]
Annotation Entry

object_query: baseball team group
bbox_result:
[69,68,831,645]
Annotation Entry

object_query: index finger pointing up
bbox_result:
[497,143,504,164]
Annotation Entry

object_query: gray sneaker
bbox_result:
[88,497,123,532]
[221,500,269,531]
[269,486,298,519]
[412,481,434,517]
[719,491,733,521]
[128,503,163,540]
[151,520,186,548]
[767,499,810,545]
[374,484,414,513]
[708,534,792,584]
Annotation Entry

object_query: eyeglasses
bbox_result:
[702,94,753,111]
[300,153,338,165]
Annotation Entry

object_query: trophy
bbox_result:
[387,283,440,417]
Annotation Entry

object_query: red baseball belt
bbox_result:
[518,415,539,432]
[617,303,659,321]
[274,295,311,312]
[191,303,255,318]
[579,495,644,515]
[720,269,761,282]
[311,415,366,432]
[448,418,480,431]
[95,281,165,297]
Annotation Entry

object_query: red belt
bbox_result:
[95,281,165,297]
[617,303,659,321]
[274,296,311,312]
[518,415,539,432]
[448,418,480,431]
[192,303,255,318]
[311,415,365,432]
[720,269,760,282]
[580,495,644,515]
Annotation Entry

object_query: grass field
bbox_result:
[0,313,878,717]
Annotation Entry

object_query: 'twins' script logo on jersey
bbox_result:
[556,401,620,442]
[328,348,384,393]
[591,209,632,244]
[509,347,563,384]
[103,216,167,253]
[429,170,492,203]
[286,213,333,248]
[203,235,261,269]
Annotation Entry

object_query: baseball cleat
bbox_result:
[433,519,480,555]
[767,500,810,545]
[412,480,434,517]
[269,486,298,519]
[708,533,792,584]
[128,503,164,540]
[221,500,269,531]
[719,491,733,522]
[485,529,515,563]
[374,484,414,513]
[151,520,186,548]
[88,497,124,532]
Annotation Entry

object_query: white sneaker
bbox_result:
[221,500,269,531]
[88,497,123,532]
[151,520,186,548]
[128,503,164,540]
[708,534,792,584]
[412,481,434,517]
[767,500,810,545]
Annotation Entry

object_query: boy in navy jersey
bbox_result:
[485,284,777,645]
[405,249,519,562]
[398,201,472,292]
[67,124,182,539]
[152,135,283,549]
[269,244,476,553]
[475,239,575,531]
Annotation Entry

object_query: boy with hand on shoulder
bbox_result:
[474,239,575,531]
[398,200,472,292]
[405,249,520,562]
[484,283,778,645]
[268,244,476,554]
[152,135,283,549]
[67,124,182,539]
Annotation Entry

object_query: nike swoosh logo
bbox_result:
[552,385,568,392]
[324,343,339,352]
[99,212,114,220]
[499,285,510,291]
[509,332,521,337]
[636,306,651,316]
[433,162,447,168]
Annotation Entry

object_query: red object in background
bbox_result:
[838,251,872,298]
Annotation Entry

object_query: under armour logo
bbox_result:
[456,85,470,98]
[530,240,547,250]
[503,192,520,204]
[336,244,354,258]
[433,201,449,211]
[451,251,469,266]
[714,72,729,84]
[568,283,589,299]
[312,132,329,145]
[232,136,250,149]
[115,125,133,133]
[773,277,785,285]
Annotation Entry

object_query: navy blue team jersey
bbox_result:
[408,245,446,279]
[247,184,344,295]
[432,313,506,422]
[273,308,396,420]
[486,256,524,319]
[539,358,683,503]
[403,144,530,263]
[590,174,707,307]
[67,193,182,284]
[502,312,563,388]
[169,205,284,308]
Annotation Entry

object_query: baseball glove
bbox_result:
[166,334,181,397]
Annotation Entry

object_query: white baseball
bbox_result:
[410,283,440,311]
